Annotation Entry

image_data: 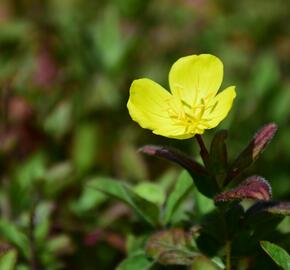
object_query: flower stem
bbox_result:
[195,134,209,167]
[226,240,232,270]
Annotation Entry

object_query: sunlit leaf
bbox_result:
[134,182,165,206]
[88,177,160,226]
[163,170,193,224]
[261,241,290,270]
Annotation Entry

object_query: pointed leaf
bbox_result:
[0,219,29,258]
[140,145,217,198]
[261,241,290,270]
[163,170,193,224]
[145,228,198,265]
[139,145,206,176]
[134,182,165,206]
[88,177,160,227]
[209,130,228,187]
[226,123,277,183]
[214,176,272,202]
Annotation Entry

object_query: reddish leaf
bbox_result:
[226,123,277,184]
[214,176,272,202]
[139,145,218,198]
[209,130,228,187]
[140,145,206,176]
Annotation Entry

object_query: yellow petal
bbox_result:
[127,78,174,131]
[169,54,224,106]
[203,86,236,128]
[153,127,192,140]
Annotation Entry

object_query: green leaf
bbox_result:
[134,182,165,206]
[44,162,74,197]
[0,249,17,270]
[193,188,215,217]
[71,181,107,214]
[261,241,290,270]
[88,177,160,226]
[145,228,198,266]
[116,252,153,270]
[0,219,29,258]
[44,101,72,139]
[163,170,193,224]
[72,123,100,174]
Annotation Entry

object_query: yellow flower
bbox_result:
[127,54,236,139]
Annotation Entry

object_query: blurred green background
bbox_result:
[0,0,290,269]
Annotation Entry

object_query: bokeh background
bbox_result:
[0,0,290,269]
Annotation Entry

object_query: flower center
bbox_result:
[167,95,218,134]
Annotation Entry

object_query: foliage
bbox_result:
[0,0,290,269]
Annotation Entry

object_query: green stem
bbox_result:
[226,240,231,270]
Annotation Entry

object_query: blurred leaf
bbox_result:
[119,144,148,181]
[14,152,46,189]
[270,84,290,124]
[46,235,73,255]
[0,219,29,258]
[134,182,165,206]
[146,228,197,265]
[44,162,74,196]
[71,181,107,213]
[0,21,30,42]
[116,252,153,270]
[44,101,72,139]
[215,175,272,202]
[0,249,17,270]
[261,241,290,270]
[92,7,130,72]
[126,235,147,255]
[88,177,160,226]
[163,170,193,224]
[87,76,121,110]
[250,53,279,98]
[226,123,277,184]
[34,203,54,242]
[72,123,99,174]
